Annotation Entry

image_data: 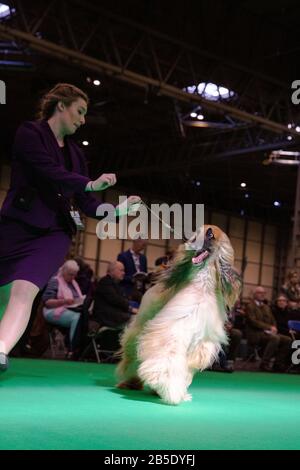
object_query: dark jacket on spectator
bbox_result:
[92,275,132,328]
[117,249,147,296]
[245,300,276,344]
[271,305,291,336]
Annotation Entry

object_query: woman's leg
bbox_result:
[0,280,39,354]
[44,309,80,351]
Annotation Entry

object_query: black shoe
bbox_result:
[0,352,9,372]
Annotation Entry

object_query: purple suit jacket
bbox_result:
[1,120,101,229]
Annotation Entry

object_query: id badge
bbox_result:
[69,210,85,230]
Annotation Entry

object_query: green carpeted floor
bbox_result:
[0,358,299,450]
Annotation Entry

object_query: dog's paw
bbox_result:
[183,393,192,402]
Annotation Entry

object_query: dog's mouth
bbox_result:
[192,249,210,265]
[191,227,215,265]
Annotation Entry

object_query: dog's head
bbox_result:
[162,224,241,309]
[185,224,234,268]
[186,224,242,309]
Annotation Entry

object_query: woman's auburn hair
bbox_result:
[36,82,89,120]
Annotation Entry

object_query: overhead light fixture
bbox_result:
[240,182,247,188]
[183,81,235,101]
[93,79,101,86]
[182,120,234,129]
[264,150,300,166]
[82,141,89,146]
[273,201,281,207]
[0,3,10,19]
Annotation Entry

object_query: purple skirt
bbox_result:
[0,217,72,290]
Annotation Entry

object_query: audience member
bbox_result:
[281,270,300,303]
[74,257,94,297]
[42,260,85,358]
[272,295,293,337]
[231,299,247,333]
[92,261,138,329]
[245,286,292,372]
[213,314,242,372]
[117,239,148,300]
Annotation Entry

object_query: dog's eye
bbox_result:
[206,228,214,239]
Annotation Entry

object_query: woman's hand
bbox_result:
[86,173,117,191]
[115,196,142,216]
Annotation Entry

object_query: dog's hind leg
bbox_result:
[138,346,190,405]
[116,329,143,390]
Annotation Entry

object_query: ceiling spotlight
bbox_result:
[266,150,300,165]
[245,193,249,199]
[287,123,293,129]
[240,182,247,188]
[93,79,101,86]
[197,114,204,120]
[195,181,201,186]
[296,126,300,132]
[287,136,293,141]
[82,141,89,146]
[0,3,10,19]
[183,82,236,101]
[274,201,281,207]
[190,112,197,118]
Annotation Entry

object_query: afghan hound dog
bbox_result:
[116,225,242,405]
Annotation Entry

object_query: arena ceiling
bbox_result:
[0,0,300,224]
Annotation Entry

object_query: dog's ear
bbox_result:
[216,260,243,310]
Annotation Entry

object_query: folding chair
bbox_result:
[288,320,300,340]
[80,324,122,363]
[47,324,68,358]
[243,344,262,363]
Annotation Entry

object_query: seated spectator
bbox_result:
[43,260,85,358]
[147,252,174,287]
[212,313,242,372]
[74,257,94,297]
[281,270,300,303]
[245,286,292,372]
[117,238,148,300]
[154,250,174,270]
[287,299,300,317]
[92,261,138,329]
[285,299,300,340]
[272,295,293,337]
[155,256,169,270]
[231,298,247,333]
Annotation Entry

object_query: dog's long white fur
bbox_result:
[117,225,241,405]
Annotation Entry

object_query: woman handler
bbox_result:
[0,83,140,370]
